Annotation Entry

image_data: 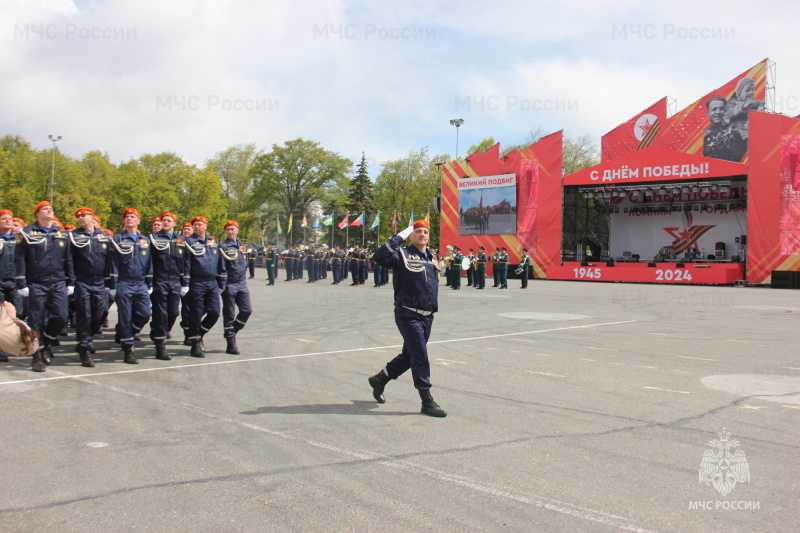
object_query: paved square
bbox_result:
[1,275,798,532]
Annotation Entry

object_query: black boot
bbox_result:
[41,345,53,365]
[190,341,205,358]
[0,352,9,363]
[419,389,447,417]
[32,350,46,373]
[123,345,138,364]
[154,339,171,360]
[368,370,391,403]
[78,345,95,368]
[226,336,240,355]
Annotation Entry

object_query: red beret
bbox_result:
[123,208,142,219]
[34,201,52,215]
[13,217,25,225]
[224,220,239,229]
[63,224,77,231]
[160,211,178,221]
[182,222,193,228]
[75,207,95,217]
[93,214,102,224]
[413,219,430,229]
[0,209,13,217]
[151,216,162,223]
[191,216,208,225]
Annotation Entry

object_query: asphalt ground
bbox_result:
[1,272,798,532]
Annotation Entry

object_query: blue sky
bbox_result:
[2,0,797,174]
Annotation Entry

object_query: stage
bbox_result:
[547,261,745,285]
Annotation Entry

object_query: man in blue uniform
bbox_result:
[220,220,252,355]
[16,201,75,372]
[70,207,112,367]
[349,245,362,286]
[0,209,19,362]
[497,247,509,289]
[519,248,531,289]
[331,246,343,284]
[185,216,226,358]
[368,220,447,417]
[149,211,188,360]
[305,243,316,283]
[180,222,194,343]
[107,208,153,364]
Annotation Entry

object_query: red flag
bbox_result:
[391,211,397,232]
[479,192,483,209]
[337,215,349,229]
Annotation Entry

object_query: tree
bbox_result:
[249,138,352,245]
[206,144,261,237]
[465,137,497,157]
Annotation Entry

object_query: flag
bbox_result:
[391,212,397,233]
[425,210,430,223]
[337,215,349,229]
[288,214,293,231]
[350,213,364,227]
[301,215,307,228]
[276,216,282,235]
[322,214,333,226]
[408,211,414,225]
[369,212,380,230]
[312,215,320,228]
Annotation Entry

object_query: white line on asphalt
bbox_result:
[643,386,690,394]
[0,320,636,387]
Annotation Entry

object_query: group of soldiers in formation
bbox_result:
[262,243,390,287]
[0,202,253,372]
[442,246,531,290]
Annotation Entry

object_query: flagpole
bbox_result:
[330,213,334,247]
[362,218,365,246]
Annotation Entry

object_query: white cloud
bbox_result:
[1,0,797,172]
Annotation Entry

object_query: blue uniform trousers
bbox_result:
[221,281,251,338]
[116,281,151,347]
[74,280,107,348]
[385,306,433,390]
[187,280,220,341]
[150,280,181,340]
[332,262,341,283]
[27,281,67,348]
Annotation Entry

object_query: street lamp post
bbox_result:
[48,135,62,205]
[449,119,464,159]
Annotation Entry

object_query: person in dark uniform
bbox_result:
[305,243,316,283]
[451,247,463,290]
[360,246,369,285]
[0,209,20,362]
[367,220,447,417]
[283,246,294,281]
[349,245,362,285]
[184,216,226,358]
[295,245,304,280]
[107,208,153,364]
[519,248,531,289]
[15,201,74,372]
[475,246,487,289]
[148,211,188,360]
[491,247,500,287]
[220,221,252,355]
[466,248,475,286]
[264,243,276,285]
[247,247,256,279]
[371,250,383,287]
[70,207,112,367]
[179,222,194,342]
[497,247,509,289]
[331,246,343,284]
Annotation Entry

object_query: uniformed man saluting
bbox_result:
[368,220,447,417]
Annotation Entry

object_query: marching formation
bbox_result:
[265,242,390,288]
[0,202,252,372]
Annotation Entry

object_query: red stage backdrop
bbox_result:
[601,98,668,162]
[746,111,800,283]
[650,60,768,162]
[440,132,563,278]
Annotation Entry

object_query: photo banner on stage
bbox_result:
[456,173,517,235]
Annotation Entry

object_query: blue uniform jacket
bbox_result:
[106,230,153,289]
[70,228,112,284]
[0,233,17,280]
[149,230,189,286]
[220,239,248,284]
[15,223,75,288]
[185,235,227,286]
[374,235,439,313]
